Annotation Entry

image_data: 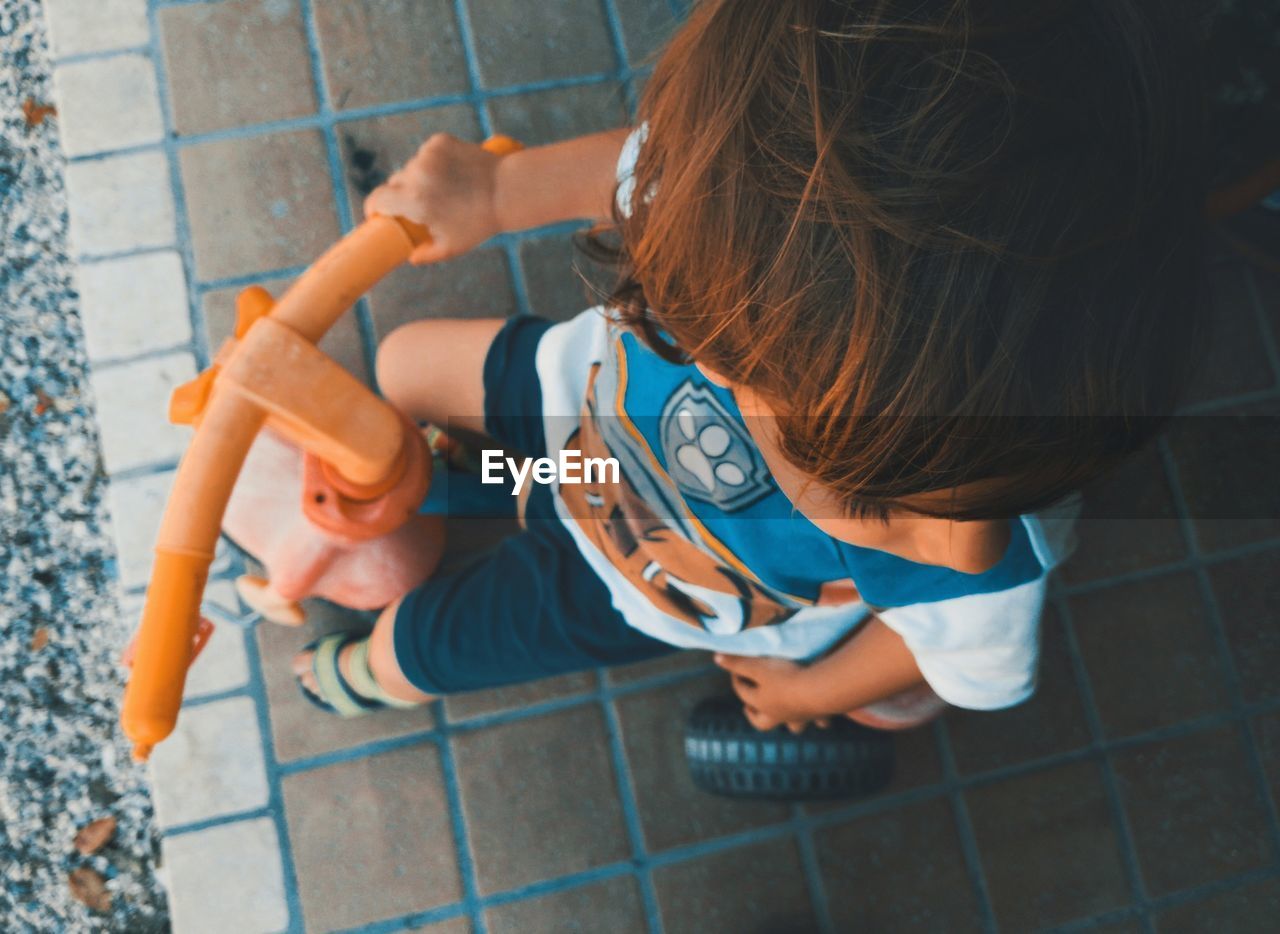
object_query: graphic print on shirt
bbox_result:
[660,381,773,513]
[559,365,801,635]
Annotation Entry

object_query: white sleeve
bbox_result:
[615,123,648,219]
[876,577,1047,711]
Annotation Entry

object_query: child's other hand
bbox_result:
[714,653,830,734]
[364,133,505,265]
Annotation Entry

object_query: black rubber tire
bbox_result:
[684,696,895,801]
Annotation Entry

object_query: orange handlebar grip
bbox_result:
[120,550,211,761]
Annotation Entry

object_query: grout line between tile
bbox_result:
[1176,385,1280,416]
[108,458,181,484]
[179,684,253,709]
[159,803,274,840]
[934,720,999,933]
[240,621,308,933]
[1158,439,1280,862]
[86,342,200,372]
[1054,592,1155,932]
[1057,533,1280,598]
[141,18,210,374]
[791,804,836,934]
[294,0,384,437]
[595,671,665,934]
[50,44,153,66]
[66,140,165,164]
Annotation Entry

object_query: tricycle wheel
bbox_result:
[684,696,894,801]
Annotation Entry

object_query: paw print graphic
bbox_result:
[660,381,771,512]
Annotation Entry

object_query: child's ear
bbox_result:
[694,362,732,388]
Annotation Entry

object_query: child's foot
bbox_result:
[291,632,424,717]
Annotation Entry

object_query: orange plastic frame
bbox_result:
[120,136,521,761]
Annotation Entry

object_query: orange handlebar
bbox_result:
[120,136,521,761]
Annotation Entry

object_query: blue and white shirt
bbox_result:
[529,129,1078,710]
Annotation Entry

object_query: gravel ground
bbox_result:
[0,2,168,930]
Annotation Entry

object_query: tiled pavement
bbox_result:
[44,0,1280,931]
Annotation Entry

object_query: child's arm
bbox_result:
[363,128,630,265]
[714,617,925,730]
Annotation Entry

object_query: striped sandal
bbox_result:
[297,632,424,718]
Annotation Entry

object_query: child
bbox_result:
[292,0,1205,732]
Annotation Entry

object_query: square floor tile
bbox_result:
[1061,447,1186,585]
[1251,711,1280,806]
[465,0,616,88]
[313,0,468,111]
[44,0,148,58]
[614,0,682,66]
[1209,550,1280,704]
[485,874,646,934]
[54,53,162,157]
[815,797,983,933]
[183,579,251,699]
[65,151,175,257]
[1156,876,1280,934]
[605,649,711,686]
[653,837,817,933]
[150,697,269,829]
[159,0,316,135]
[612,671,790,852]
[486,82,629,148]
[1112,726,1273,898]
[76,251,191,362]
[336,105,481,216]
[1070,572,1230,738]
[444,671,594,722]
[255,601,436,763]
[947,608,1091,773]
[1165,401,1280,553]
[967,760,1130,931]
[1183,263,1274,407]
[107,469,175,590]
[282,744,462,930]
[90,352,197,474]
[180,130,340,282]
[367,246,518,340]
[518,232,616,322]
[451,705,631,894]
[161,818,288,934]
[202,277,371,385]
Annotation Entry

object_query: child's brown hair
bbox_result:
[595,0,1208,520]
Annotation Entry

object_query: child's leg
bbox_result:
[289,317,505,703]
[375,317,507,436]
[293,596,432,705]
[293,313,675,708]
[297,483,678,704]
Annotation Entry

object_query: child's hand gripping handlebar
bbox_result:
[120,136,522,761]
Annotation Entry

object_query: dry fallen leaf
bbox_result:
[68,867,111,913]
[73,816,116,856]
[23,97,56,127]
[34,388,54,416]
[30,628,50,651]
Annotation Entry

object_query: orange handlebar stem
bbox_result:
[120,136,522,761]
